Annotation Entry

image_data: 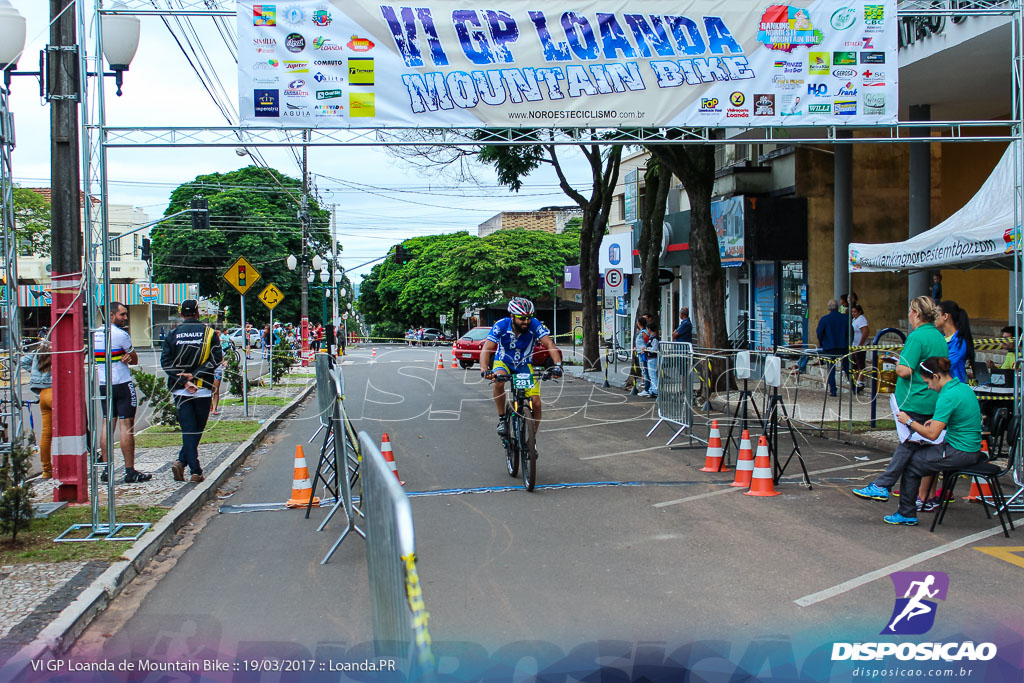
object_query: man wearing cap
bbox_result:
[161,299,223,483]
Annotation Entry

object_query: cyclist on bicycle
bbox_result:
[481,297,564,437]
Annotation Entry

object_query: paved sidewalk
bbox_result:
[0,372,315,671]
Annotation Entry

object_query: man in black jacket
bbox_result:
[161,299,223,483]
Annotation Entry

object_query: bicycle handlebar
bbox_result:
[488,369,561,383]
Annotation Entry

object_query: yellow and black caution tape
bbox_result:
[401,553,434,671]
[851,336,1017,353]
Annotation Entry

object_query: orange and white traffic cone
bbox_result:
[371,347,377,357]
[451,355,459,369]
[286,445,320,508]
[962,439,992,502]
[730,430,755,488]
[437,353,445,370]
[745,435,781,497]
[700,419,730,472]
[380,433,404,485]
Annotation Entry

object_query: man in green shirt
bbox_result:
[854,297,948,502]
[986,326,1017,371]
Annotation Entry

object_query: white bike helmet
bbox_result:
[508,297,535,317]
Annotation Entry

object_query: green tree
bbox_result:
[635,160,669,319]
[13,186,51,256]
[151,166,331,327]
[0,440,34,542]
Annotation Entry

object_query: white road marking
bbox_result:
[794,524,1016,607]
[581,445,671,460]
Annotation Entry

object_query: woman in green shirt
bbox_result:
[879,356,983,525]
[853,296,948,503]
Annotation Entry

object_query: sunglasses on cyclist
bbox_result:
[513,314,531,321]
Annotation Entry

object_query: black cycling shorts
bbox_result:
[99,382,137,420]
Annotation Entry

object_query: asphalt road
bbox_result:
[73,344,1024,678]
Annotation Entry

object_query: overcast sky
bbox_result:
[7,1,594,282]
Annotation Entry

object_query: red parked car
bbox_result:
[452,326,559,369]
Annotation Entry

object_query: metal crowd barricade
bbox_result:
[648,342,704,446]
[359,431,435,678]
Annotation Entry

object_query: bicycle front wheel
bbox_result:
[519,404,537,491]
[504,407,518,477]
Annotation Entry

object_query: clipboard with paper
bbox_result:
[890,395,945,445]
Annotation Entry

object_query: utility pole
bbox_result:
[299,129,310,366]
[49,0,88,503]
[330,204,338,356]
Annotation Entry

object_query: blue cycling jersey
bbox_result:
[487,317,550,368]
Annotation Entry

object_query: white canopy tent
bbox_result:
[849,143,1020,272]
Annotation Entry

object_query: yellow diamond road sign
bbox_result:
[258,283,284,310]
[223,256,261,295]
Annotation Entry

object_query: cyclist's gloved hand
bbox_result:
[481,368,494,380]
[550,364,563,378]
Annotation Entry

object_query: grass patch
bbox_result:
[221,396,290,407]
[285,373,316,379]
[135,420,261,449]
[820,419,896,433]
[0,505,168,565]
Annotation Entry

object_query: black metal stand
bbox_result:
[721,378,765,466]
[765,387,811,488]
[307,422,340,520]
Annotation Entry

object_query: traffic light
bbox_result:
[141,237,151,262]
[190,197,210,231]
[393,245,411,265]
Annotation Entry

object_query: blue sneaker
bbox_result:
[883,513,918,526]
[852,483,889,501]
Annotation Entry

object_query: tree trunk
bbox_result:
[637,161,669,319]
[648,144,730,389]
[578,207,602,371]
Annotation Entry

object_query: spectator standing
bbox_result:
[635,315,650,397]
[20,341,52,478]
[161,299,224,484]
[815,298,851,397]
[629,315,647,395]
[850,303,869,391]
[94,302,150,483]
[936,300,974,383]
[930,273,942,303]
[210,356,227,416]
[851,296,948,503]
[839,294,849,315]
[645,320,661,399]
[672,307,693,344]
[987,325,1017,370]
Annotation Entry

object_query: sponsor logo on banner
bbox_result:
[253,59,279,71]
[843,39,863,47]
[832,68,857,78]
[253,37,276,53]
[253,4,276,26]
[285,101,308,110]
[780,94,802,116]
[808,52,829,74]
[312,8,332,26]
[285,33,306,53]
[837,81,858,96]
[830,572,998,664]
[253,76,279,85]
[830,6,857,30]
[772,59,803,73]
[313,36,344,51]
[864,92,886,114]
[314,71,344,83]
[756,5,824,52]
[282,5,304,25]
[349,58,374,85]
[753,93,775,116]
[862,36,876,49]
[807,82,828,97]
[860,51,885,64]
[729,92,745,106]
[864,4,885,31]
[317,89,343,100]
[283,60,309,72]
[314,59,345,66]
[833,51,856,65]
[772,75,803,90]
[350,92,375,117]
[862,69,885,85]
[347,36,376,52]
[698,97,721,113]
[254,89,279,117]
[284,82,309,97]
[808,103,831,113]
[314,103,344,116]
[833,99,857,115]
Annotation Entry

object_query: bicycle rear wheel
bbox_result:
[504,407,518,477]
[520,404,537,491]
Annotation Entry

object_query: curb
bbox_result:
[0,380,317,678]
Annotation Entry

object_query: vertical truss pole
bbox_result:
[0,85,24,455]
[1014,2,1024,498]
